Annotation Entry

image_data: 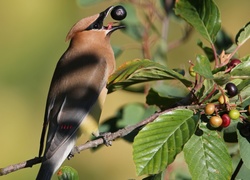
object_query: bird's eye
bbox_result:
[86,22,102,30]
[93,23,99,29]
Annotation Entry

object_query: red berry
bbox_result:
[227,59,241,68]
[221,114,231,127]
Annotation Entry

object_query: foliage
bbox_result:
[79,0,250,179]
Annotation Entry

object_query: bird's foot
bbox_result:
[67,153,74,160]
[67,146,80,160]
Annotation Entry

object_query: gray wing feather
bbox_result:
[42,53,108,160]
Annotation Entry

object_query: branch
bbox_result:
[0,104,203,176]
[0,157,42,176]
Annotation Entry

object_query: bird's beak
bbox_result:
[99,6,125,34]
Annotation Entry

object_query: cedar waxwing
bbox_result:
[36,6,125,180]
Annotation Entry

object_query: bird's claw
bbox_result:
[67,146,80,160]
[67,153,74,160]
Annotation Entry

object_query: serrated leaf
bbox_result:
[175,0,221,43]
[237,127,250,169]
[235,22,250,45]
[183,123,232,180]
[107,59,192,93]
[193,55,213,79]
[133,109,199,176]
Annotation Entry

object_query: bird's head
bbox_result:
[66,6,126,41]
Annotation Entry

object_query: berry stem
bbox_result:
[199,85,217,104]
[211,43,219,68]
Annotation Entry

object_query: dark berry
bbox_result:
[227,59,241,68]
[225,82,238,97]
[111,5,127,21]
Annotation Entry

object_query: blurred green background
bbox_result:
[1,1,250,179]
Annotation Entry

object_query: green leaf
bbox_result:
[240,55,250,62]
[117,103,158,128]
[99,103,158,143]
[77,0,103,6]
[146,84,188,109]
[133,109,199,176]
[193,55,213,79]
[235,22,250,45]
[213,71,231,86]
[197,40,214,61]
[107,59,192,93]
[175,0,221,43]
[57,166,79,180]
[223,120,238,143]
[215,29,233,53]
[196,79,216,103]
[183,123,232,180]
[237,126,250,169]
[230,60,250,76]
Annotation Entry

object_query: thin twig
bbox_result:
[0,103,203,176]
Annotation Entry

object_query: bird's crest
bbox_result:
[66,14,99,42]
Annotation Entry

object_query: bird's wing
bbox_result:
[42,53,108,160]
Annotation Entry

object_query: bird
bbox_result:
[36,6,125,180]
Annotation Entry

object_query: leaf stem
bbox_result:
[231,76,250,80]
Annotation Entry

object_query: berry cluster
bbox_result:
[204,82,240,128]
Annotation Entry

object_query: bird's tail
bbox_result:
[36,162,54,180]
